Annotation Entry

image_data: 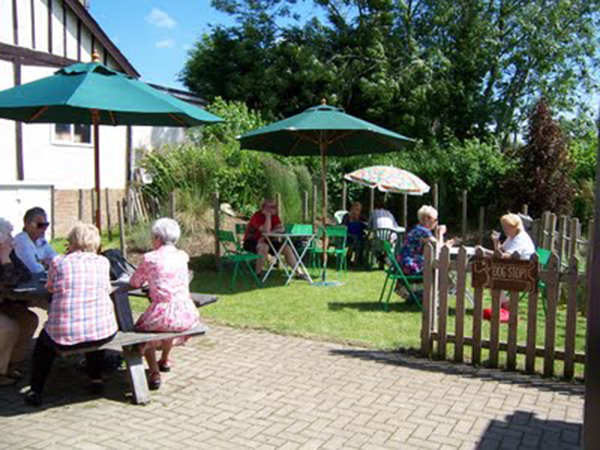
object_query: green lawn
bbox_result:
[140,263,586,379]
[186,268,424,350]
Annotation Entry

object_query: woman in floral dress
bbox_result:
[130,218,200,390]
[397,206,453,299]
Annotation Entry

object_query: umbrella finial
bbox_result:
[321,98,327,105]
[92,51,101,63]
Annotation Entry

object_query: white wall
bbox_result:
[0,184,53,239]
[0,0,13,46]
[17,0,34,49]
[132,126,188,152]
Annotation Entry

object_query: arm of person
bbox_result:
[13,235,45,274]
[42,240,58,266]
[129,256,149,289]
[45,258,58,293]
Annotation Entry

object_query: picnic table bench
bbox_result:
[0,280,217,405]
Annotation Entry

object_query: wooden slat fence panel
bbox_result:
[421,243,434,356]
[543,253,560,378]
[454,247,468,363]
[564,255,579,380]
[525,254,539,374]
[471,247,485,365]
[437,246,450,360]
[420,242,586,380]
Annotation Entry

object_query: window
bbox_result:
[53,124,92,145]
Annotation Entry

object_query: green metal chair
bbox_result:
[309,226,348,275]
[217,230,263,289]
[365,228,400,269]
[378,240,423,311]
[519,248,551,315]
[235,223,247,242]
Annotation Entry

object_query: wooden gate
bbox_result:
[420,243,587,380]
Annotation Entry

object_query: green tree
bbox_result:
[181,0,600,143]
[506,98,575,216]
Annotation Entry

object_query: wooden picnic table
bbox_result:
[0,279,216,405]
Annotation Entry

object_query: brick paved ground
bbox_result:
[0,325,583,449]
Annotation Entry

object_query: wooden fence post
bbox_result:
[564,255,579,380]
[454,247,468,363]
[549,213,557,253]
[78,189,84,221]
[90,188,96,225]
[506,253,521,371]
[525,253,539,374]
[117,200,126,258]
[402,193,408,230]
[421,243,434,356]
[472,247,485,365]
[105,188,113,240]
[214,192,220,269]
[586,220,595,316]
[312,185,317,230]
[342,182,347,211]
[302,191,309,223]
[169,192,176,219]
[558,216,568,266]
[437,246,450,360]
[461,190,468,241]
[543,253,560,377]
[478,206,485,245]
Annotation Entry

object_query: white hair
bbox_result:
[0,217,14,244]
[152,217,181,245]
[417,205,438,224]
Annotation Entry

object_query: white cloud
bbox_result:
[145,8,176,29]
[156,39,176,49]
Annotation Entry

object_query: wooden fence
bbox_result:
[420,243,587,380]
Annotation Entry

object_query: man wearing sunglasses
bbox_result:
[13,207,57,275]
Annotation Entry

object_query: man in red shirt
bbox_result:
[243,199,307,278]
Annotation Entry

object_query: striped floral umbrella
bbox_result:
[344,165,430,195]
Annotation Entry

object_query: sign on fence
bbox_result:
[472,257,538,292]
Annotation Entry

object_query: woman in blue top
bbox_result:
[398,205,453,275]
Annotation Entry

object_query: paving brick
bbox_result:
[0,325,583,450]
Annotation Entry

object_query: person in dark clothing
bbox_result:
[0,217,38,387]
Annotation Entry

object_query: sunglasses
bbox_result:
[35,222,50,229]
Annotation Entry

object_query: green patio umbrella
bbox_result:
[239,100,415,280]
[0,56,223,229]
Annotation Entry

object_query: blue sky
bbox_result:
[90,0,322,90]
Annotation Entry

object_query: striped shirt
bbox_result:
[368,208,400,231]
[45,252,118,346]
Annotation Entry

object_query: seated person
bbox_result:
[490,213,536,314]
[130,218,201,391]
[0,218,38,387]
[13,207,57,275]
[398,205,453,275]
[342,202,368,265]
[244,199,307,279]
[368,200,401,233]
[25,223,118,406]
[492,213,536,260]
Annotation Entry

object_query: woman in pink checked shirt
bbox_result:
[129,218,200,391]
[25,223,118,407]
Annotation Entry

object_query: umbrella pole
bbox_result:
[93,112,102,231]
[321,142,328,280]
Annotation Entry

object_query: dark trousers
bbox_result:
[30,329,116,394]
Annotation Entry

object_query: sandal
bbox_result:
[158,360,172,373]
[148,372,161,391]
